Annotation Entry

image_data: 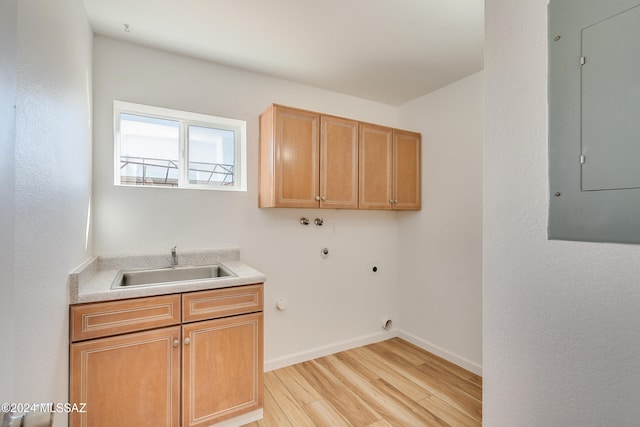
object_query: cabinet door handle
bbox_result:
[315,196,320,201]
[184,338,191,345]
[173,339,180,347]
[389,199,394,204]
[321,196,326,201]
[394,199,398,204]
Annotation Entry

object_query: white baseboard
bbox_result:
[209,409,263,427]
[264,329,397,372]
[397,330,483,376]
[264,328,482,377]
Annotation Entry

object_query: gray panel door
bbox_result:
[581,4,640,191]
[548,0,640,244]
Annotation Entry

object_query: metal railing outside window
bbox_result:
[120,156,234,186]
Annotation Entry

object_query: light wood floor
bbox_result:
[243,337,482,427]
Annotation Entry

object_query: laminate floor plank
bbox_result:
[242,338,482,427]
[273,365,323,405]
[383,338,480,385]
[369,377,451,427]
[468,374,483,387]
[263,371,317,427]
[315,354,432,427]
[344,346,432,402]
[366,420,394,427]
[367,342,482,421]
[295,359,380,426]
[418,395,480,427]
[304,399,352,427]
[375,338,431,365]
[416,361,482,401]
[259,385,294,427]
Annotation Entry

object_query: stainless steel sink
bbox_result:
[111,264,236,288]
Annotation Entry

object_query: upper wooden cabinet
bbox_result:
[259,105,319,208]
[359,124,422,210]
[359,123,394,210]
[320,115,359,209]
[393,129,421,210]
[259,104,420,210]
[259,105,359,209]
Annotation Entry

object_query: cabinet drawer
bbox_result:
[70,294,181,342]
[183,284,263,323]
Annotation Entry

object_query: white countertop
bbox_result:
[68,248,266,304]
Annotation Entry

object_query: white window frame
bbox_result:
[113,100,247,191]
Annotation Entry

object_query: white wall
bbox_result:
[485,1,640,425]
[12,0,92,424]
[92,36,402,367]
[0,0,17,404]
[397,72,483,374]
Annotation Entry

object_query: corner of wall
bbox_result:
[0,0,17,404]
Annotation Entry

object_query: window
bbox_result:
[114,101,247,191]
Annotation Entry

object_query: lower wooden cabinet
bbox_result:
[183,313,263,427]
[70,285,264,427]
[70,326,181,427]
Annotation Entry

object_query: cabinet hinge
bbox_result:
[580,154,586,164]
[580,56,586,65]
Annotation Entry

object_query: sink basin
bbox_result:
[111,264,236,288]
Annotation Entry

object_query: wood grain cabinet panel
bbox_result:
[359,124,422,211]
[70,284,265,427]
[320,115,359,209]
[359,123,394,210]
[70,294,181,342]
[70,326,181,427]
[393,129,422,210]
[259,105,320,208]
[260,104,421,211]
[182,312,263,427]
[182,284,263,323]
[259,105,359,209]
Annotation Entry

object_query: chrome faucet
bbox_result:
[171,246,177,267]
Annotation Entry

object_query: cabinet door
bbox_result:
[393,130,421,210]
[182,312,263,427]
[359,123,393,210]
[320,116,359,209]
[70,326,181,427]
[264,105,320,208]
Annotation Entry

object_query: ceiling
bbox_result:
[81,0,484,106]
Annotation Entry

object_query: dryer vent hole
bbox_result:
[382,319,392,330]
